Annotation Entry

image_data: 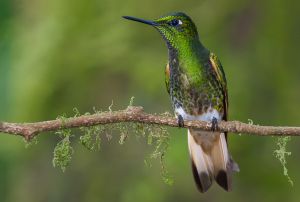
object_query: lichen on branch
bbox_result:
[0,104,299,185]
[1,106,300,139]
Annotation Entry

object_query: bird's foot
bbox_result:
[211,117,218,131]
[177,115,184,128]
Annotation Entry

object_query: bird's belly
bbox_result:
[179,105,221,150]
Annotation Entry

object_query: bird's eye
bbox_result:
[170,19,182,26]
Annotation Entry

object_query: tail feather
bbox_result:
[211,132,231,191]
[188,131,212,192]
[188,129,238,192]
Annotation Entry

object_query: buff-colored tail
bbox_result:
[188,129,239,192]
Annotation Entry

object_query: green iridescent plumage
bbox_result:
[152,13,228,118]
[123,12,237,193]
[123,12,227,116]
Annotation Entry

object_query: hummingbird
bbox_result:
[123,12,239,192]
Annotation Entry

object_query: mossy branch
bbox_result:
[0,105,296,185]
[1,106,300,140]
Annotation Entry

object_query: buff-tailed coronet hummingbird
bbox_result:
[123,12,239,193]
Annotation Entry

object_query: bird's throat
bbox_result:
[167,38,208,79]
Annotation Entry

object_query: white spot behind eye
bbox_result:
[178,20,183,25]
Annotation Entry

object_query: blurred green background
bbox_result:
[1,0,300,201]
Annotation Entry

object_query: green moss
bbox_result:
[116,123,130,145]
[53,129,74,172]
[108,100,114,112]
[23,136,38,148]
[79,125,103,151]
[52,101,173,184]
[52,114,74,172]
[130,119,173,185]
[129,96,135,106]
[274,136,293,186]
[76,107,104,151]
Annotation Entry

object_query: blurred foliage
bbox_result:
[0,0,300,201]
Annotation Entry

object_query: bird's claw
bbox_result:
[177,115,184,128]
[211,117,218,131]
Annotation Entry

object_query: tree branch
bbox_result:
[1,106,300,140]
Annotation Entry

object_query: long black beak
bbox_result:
[122,16,158,26]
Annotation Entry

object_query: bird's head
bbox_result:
[123,12,199,49]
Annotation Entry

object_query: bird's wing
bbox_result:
[209,52,228,121]
[165,63,170,95]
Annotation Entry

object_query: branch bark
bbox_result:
[1,106,300,140]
